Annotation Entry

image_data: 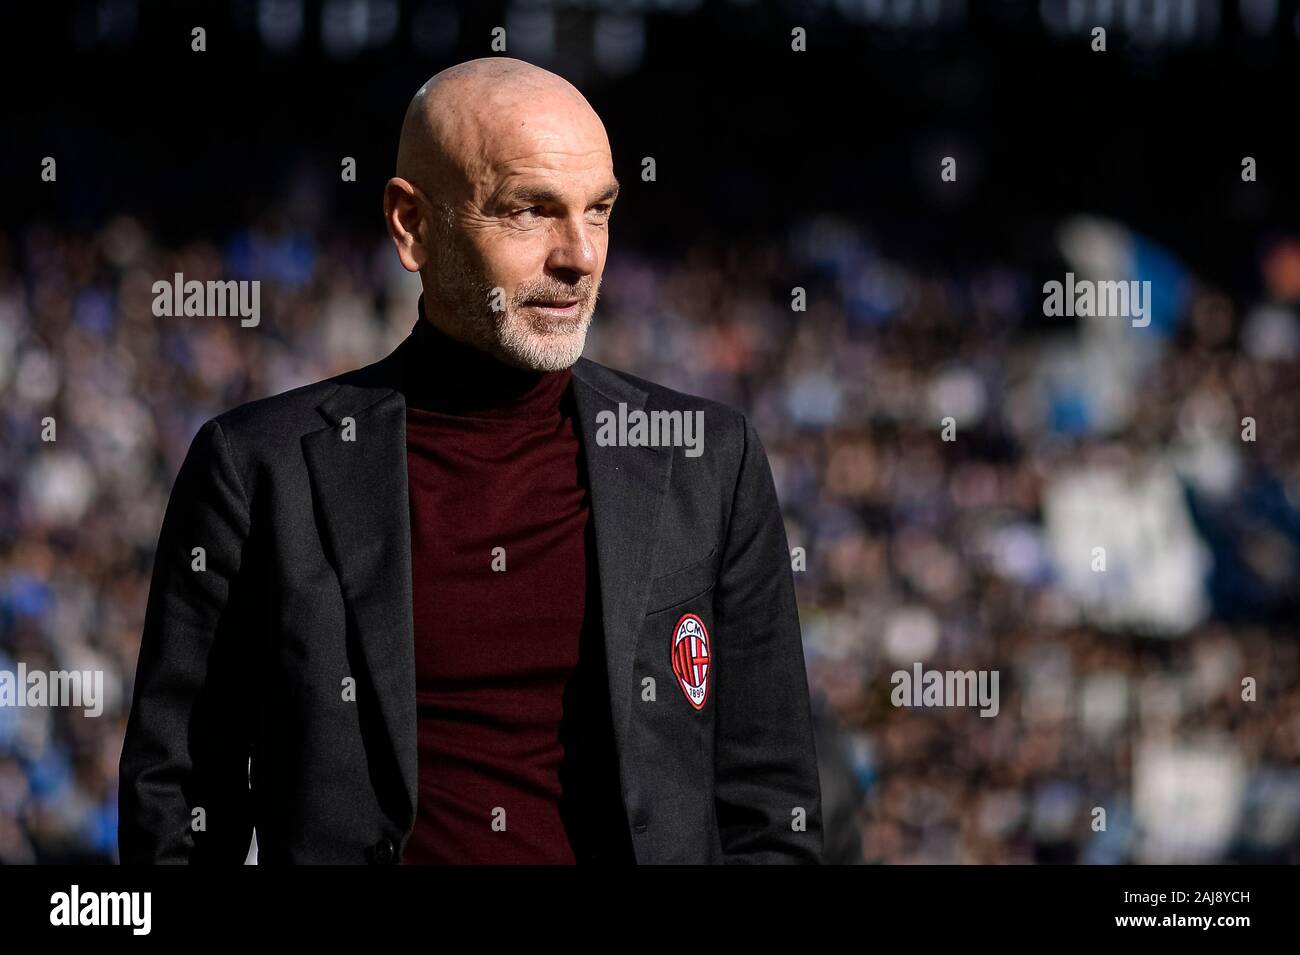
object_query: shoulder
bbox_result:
[571,359,782,537]
[217,341,403,436]
[208,376,343,450]
[191,350,398,487]
[573,356,750,438]
[570,357,768,501]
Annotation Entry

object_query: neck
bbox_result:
[401,296,571,418]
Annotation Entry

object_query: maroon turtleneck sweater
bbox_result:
[399,301,632,864]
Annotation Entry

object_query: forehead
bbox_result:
[468,95,614,199]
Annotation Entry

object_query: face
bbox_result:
[424,108,619,372]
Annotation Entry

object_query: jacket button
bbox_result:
[372,839,395,864]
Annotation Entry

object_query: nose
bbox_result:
[544,214,600,279]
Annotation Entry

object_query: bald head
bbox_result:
[384,57,619,372]
[396,58,611,218]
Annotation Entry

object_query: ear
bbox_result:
[383,177,428,272]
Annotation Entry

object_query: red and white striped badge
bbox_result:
[671,612,711,710]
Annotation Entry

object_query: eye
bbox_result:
[514,206,541,218]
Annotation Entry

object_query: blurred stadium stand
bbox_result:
[1,0,1299,863]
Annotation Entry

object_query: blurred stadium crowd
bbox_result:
[1,212,1299,863]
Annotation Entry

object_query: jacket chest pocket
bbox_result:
[644,545,720,615]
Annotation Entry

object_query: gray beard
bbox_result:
[425,229,595,372]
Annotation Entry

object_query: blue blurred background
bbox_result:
[1,0,1299,863]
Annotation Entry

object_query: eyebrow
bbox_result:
[506,180,621,206]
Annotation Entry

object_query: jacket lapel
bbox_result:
[301,347,418,830]
[569,360,674,763]
[297,335,674,835]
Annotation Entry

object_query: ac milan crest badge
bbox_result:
[671,612,711,710]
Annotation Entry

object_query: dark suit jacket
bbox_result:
[118,321,824,864]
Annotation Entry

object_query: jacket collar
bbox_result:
[301,321,673,831]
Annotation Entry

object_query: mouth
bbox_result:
[522,299,581,317]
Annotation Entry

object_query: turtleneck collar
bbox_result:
[400,296,573,419]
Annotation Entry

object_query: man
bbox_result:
[118,57,822,864]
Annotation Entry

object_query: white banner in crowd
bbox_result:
[1043,462,1211,635]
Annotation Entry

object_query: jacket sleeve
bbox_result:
[118,418,256,863]
[711,413,824,863]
